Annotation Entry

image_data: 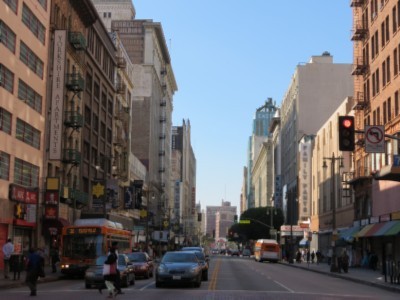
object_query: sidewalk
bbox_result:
[0,265,61,290]
[280,260,400,294]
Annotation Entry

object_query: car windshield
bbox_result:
[181,247,202,252]
[127,252,146,262]
[162,252,198,263]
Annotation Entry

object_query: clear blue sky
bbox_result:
[134,1,353,211]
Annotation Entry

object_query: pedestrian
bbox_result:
[306,249,311,263]
[316,250,322,264]
[311,250,315,263]
[341,250,349,273]
[50,246,60,273]
[109,242,123,294]
[2,238,14,279]
[99,247,118,298]
[25,247,45,296]
[10,254,25,280]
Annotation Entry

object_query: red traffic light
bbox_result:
[342,119,353,128]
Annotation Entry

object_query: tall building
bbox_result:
[111,19,178,228]
[0,0,50,254]
[206,200,236,240]
[246,98,278,209]
[171,120,197,245]
[280,53,353,227]
[349,0,400,264]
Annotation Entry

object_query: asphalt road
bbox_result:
[3,255,399,300]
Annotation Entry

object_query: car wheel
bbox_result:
[131,274,135,286]
[194,275,202,288]
[85,283,91,289]
[155,281,162,288]
[202,271,208,281]
[122,275,129,287]
[144,270,150,279]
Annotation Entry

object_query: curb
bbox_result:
[280,262,400,294]
[0,275,60,290]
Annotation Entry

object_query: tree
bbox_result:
[228,207,284,242]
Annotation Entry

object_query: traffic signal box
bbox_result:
[338,116,355,151]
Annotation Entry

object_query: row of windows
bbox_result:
[0,65,43,113]
[365,89,400,126]
[0,107,41,149]
[22,3,46,45]
[16,118,41,149]
[0,150,39,187]
[20,41,44,78]
[0,20,16,53]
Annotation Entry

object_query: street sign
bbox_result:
[365,125,385,153]
[239,220,250,224]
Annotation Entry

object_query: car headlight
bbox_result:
[85,271,94,277]
[157,264,168,274]
[189,266,198,274]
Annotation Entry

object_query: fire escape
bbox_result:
[159,67,167,189]
[113,57,129,182]
[350,0,370,178]
[62,31,88,207]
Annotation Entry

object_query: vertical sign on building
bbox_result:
[49,30,66,160]
[298,138,312,220]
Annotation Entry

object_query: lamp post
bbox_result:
[95,156,116,218]
[266,207,277,240]
[323,152,343,273]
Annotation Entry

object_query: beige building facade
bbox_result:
[0,0,50,258]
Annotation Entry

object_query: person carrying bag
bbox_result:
[99,248,118,298]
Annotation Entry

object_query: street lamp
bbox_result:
[94,156,117,218]
[266,207,277,240]
[323,152,343,273]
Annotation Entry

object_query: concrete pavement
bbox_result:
[280,260,400,294]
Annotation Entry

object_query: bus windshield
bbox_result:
[62,234,103,259]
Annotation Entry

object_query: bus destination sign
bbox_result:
[66,227,101,235]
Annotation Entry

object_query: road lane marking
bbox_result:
[208,258,221,290]
[274,280,294,293]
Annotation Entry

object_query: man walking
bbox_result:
[2,238,14,279]
[25,247,44,296]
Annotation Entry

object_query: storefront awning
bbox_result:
[370,221,398,237]
[338,226,361,242]
[355,224,375,238]
[299,238,309,247]
[363,222,386,237]
[384,220,400,236]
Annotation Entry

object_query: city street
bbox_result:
[1,255,399,300]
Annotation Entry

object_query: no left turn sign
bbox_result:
[365,125,385,153]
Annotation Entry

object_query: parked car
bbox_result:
[84,254,135,289]
[126,252,154,279]
[242,249,251,257]
[231,249,240,256]
[211,248,219,254]
[155,251,202,288]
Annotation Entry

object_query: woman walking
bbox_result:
[99,247,118,298]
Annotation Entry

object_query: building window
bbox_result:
[84,106,91,126]
[0,151,10,180]
[395,91,399,116]
[0,20,16,53]
[383,101,387,124]
[14,158,39,187]
[3,0,17,14]
[18,79,42,113]
[16,118,41,149]
[107,128,112,143]
[22,3,46,44]
[386,56,391,83]
[37,0,47,10]
[388,97,392,121]
[394,48,399,76]
[92,114,99,132]
[0,64,14,93]
[0,107,11,134]
[20,41,44,78]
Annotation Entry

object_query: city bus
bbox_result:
[254,239,280,263]
[60,218,133,276]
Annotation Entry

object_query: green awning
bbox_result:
[384,220,400,236]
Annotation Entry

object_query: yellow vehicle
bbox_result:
[254,239,280,262]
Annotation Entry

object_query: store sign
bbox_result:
[9,184,38,204]
[49,30,66,160]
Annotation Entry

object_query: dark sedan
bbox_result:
[155,251,203,288]
[84,254,135,289]
[126,252,154,279]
